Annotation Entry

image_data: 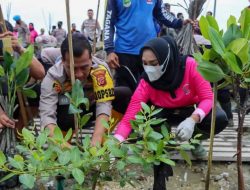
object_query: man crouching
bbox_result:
[39,33,114,145]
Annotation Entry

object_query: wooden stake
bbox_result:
[92,0,101,54]
[65,0,78,141]
[0,5,7,32]
[205,83,218,190]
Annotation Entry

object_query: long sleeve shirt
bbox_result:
[104,0,182,55]
[81,19,101,40]
[115,57,213,139]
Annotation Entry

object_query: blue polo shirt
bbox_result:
[104,0,182,55]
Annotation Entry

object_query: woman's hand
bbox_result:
[176,117,196,141]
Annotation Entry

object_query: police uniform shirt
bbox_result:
[39,56,114,129]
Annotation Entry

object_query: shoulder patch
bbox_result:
[90,65,115,103]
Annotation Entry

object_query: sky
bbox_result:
[0,0,249,34]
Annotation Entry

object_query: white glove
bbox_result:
[176,117,196,141]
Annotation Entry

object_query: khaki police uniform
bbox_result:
[39,56,114,131]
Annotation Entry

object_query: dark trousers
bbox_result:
[115,53,144,92]
[152,105,228,190]
[217,89,233,120]
[56,87,132,131]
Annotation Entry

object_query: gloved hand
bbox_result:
[176,117,196,141]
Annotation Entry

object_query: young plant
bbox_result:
[0,45,35,154]
[64,79,93,145]
[0,81,197,189]
[194,8,250,190]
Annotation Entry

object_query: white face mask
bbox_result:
[143,45,170,82]
[143,65,162,82]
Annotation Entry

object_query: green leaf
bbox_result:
[222,52,242,74]
[223,24,242,47]
[161,125,169,138]
[135,115,144,120]
[156,141,164,155]
[58,151,71,165]
[227,38,249,64]
[150,118,166,126]
[179,149,192,167]
[206,15,219,32]
[80,113,93,128]
[146,155,156,163]
[22,88,37,98]
[71,79,85,107]
[3,51,13,72]
[148,131,163,140]
[0,151,6,166]
[36,132,47,147]
[180,144,195,150]
[199,16,210,40]
[110,147,125,158]
[194,134,203,139]
[0,173,16,183]
[89,147,98,156]
[53,126,64,142]
[96,146,107,156]
[116,160,126,171]
[82,135,91,150]
[68,104,82,114]
[0,66,4,77]
[127,156,144,164]
[16,68,29,87]
[147,141,158,151]
[194,53,225,82]
[150,108,163,117]
[227,15,237,28]
[64,128,72,142]
[244,24,250,40]
[22,128,35,142]
[208,27,226,55]
[144,126,152,138]
[141,102,150,114]
[72,168,85,185]
[70,147,81,163]
[158,157,175,166]
[202,48,220,62]
[238,8,250,39]
[9,157,24,170]
[19,174,36,189]
[14,46,34,76]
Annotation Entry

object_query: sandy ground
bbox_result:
[97,162,250,190]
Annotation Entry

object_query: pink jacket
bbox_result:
[115,57,213,141]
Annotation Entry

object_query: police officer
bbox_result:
[39,33,130,145]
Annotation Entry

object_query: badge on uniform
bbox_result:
[123,0,131,7]
[58,94,70,105]
[53,80,72,94]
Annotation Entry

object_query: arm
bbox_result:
[191,58,213,122]
[104,0,117,55]
[154,0,183,29]
[91,113,109,145]
[81,21,86,36]
[115,80,150,140]
[39,74,58,136]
